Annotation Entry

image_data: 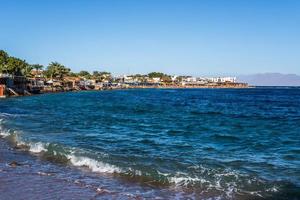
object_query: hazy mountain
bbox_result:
[237,73,300,86]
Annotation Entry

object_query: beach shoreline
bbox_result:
[0,137,182,199]
[0,138,98,200]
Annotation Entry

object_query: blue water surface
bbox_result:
[1,88,300,199]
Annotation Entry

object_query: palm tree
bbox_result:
[22,65,34,78]
[45,62,70,80]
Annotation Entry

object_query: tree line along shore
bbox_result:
[0,50,248,98]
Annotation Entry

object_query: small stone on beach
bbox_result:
[8,161,22,167]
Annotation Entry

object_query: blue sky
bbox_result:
[0,0,299,76]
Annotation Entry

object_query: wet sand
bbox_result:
[0,139,98,200]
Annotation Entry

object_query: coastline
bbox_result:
[1,83,251,98]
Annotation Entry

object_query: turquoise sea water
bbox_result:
[0,88,300,199]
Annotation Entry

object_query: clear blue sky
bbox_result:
[0,0,299,76]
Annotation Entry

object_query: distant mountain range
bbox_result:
[237,73,300,86]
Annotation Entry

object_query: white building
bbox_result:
[186,77,197,82]
[152,77,161,83]
[206,77,236,83]
[171,76,178,82]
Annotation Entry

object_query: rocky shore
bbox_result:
[1,82,250,98]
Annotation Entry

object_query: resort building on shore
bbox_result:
[180,76,237,86]
[0,70,247,98]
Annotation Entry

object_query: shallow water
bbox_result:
[0,88,300,199]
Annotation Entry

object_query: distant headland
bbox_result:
[238,73,300,86]
[0,50,248,98]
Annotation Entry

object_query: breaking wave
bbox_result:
[0,117,288,199]
[0,125,121,174]
[28,142,48,153]
[67,155,122,173]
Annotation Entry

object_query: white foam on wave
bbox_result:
[128,167,143,176]
[29,142,48,153]
[0,128,11,137]
[0,125,122,175]
[67,154,122,174]
[0,121,122,175]
[0,120,9,137]
[164,168,264,199]
[0,113,29,118]
[0,124,48,154]
[168,176,206,186]
[0,125,17,139]
[0,119,20,139]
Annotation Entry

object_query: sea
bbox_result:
[0,88,299,200]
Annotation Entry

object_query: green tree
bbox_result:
[92,71,111,81]
[0,51,28,76]
[44,62,70,80]
[78,70,91,79]
[68,72,79,77]
[22,65,34,78]
[92,71,100,77]
[31,64,43,71]
[99,71,112,82]
[0,50,9,73]
[6,56,28,76]
[148,72,165,78]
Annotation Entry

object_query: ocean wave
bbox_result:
[0,127,11,137]
[0,123,282,198]
[0,125,122,174]
[67,154,121,173]
[28,142,48,153]
[0,123,22,143]
[0,113,29,118]
[168,176,207,186]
